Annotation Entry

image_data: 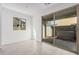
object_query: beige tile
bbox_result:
[0,40,76,55]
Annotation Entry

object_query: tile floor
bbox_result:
[0,40,76,55]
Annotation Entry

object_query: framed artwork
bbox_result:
[13,17,26,30]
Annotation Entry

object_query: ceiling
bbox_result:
[18,3,55,9]
[1,3,78,15]
[2,3,56,12]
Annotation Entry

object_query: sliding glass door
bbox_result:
[42,19,55,43]
[54,9,77,53]
[42,6,77,53]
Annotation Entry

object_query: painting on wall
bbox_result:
[13,17,26,30]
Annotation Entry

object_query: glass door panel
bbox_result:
[42,7,77,53]
[42,20,55,43]
[54,10,77,53]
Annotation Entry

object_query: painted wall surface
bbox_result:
[1,7,32,45]
[1,3,42,42]
[32,14,42,41]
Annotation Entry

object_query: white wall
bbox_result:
[1,7,32,45]
[0,4,42,45]
[1,3,42,43]
[32,14,42,41]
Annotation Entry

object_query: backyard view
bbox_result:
[42,9,77,53]
[43,17,77,38]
